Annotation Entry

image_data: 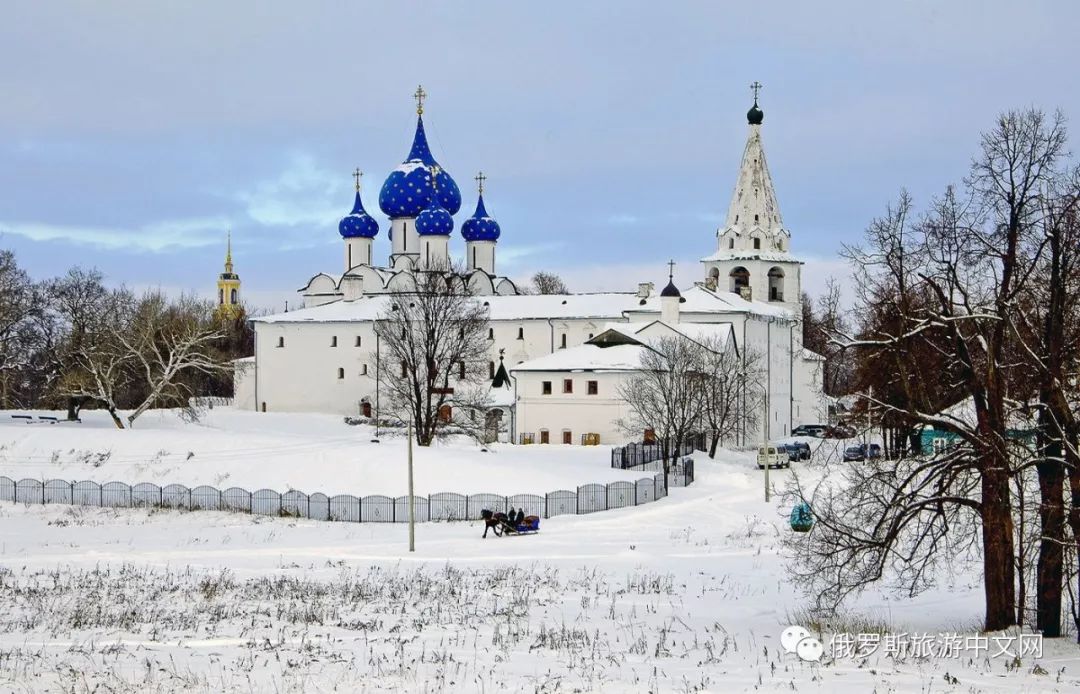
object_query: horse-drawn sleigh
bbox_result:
[480,509,540,537]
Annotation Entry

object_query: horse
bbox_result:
[480,509,511,538]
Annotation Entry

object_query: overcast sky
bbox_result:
[2,1,1078,310]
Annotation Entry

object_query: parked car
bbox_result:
[782,444,800,462]
[791,424,826,437]
[824,425,857,439]
[757,445,790,469]
[790,441,812,460]
[842,445,866,462]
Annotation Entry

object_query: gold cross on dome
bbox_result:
[750,81,763,103]
[414,84,427,115]
[353,168,363,192]
[667,259,676,279]
[475,171,486,195]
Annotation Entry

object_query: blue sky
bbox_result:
[2,1,1077,310]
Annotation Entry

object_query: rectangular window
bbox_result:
[337,368,344,379]
[488,327,494,340]
[517,327,524,339]
[361,364,368,376]
[355,336,362,347]
[562,430,572,445]
[563,379,573,394]
[587,380,598,395]
[277,336,285,348]
[331,336,338,347]
[542,381,552,395]
[540,429,550,444]
[560,334,567,349]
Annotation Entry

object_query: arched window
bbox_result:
[230,288,237,304]
[728,237,734,249]
[729,267,750,294]
[218,288,224,305]
[337,368,345,379]
[277,336,285,348]
[768,266,785,302]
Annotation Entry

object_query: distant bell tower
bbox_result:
[215,232,242,320]
[701,82,802,314]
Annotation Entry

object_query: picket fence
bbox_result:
[0,473,669,523]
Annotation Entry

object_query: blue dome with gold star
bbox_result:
[461,193,501,242]
[379,115,462,218]
[338,190,379,239]
[415,188,454,236]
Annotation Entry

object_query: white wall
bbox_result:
[513,371,634,445]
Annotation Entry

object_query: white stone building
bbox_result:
[237,88,826,444]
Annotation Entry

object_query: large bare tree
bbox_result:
[790,109,1068,632]
[697,337,763,458]
[373,262,491,446]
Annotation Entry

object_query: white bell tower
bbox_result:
[702,83,802,314]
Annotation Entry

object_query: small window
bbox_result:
[361,364,368,375]
[331,336,338,347]
[488,361,495,379]
[488,327,494,339]
[218,288,224,305]
[560,334,567,349]
[729,238,734,249]
[563,379,573,394]
[753,238,761,250]
[542,381,552,395]
[562,430,572,445]
[540,429,550,444]
[337,368,344,379]
[588,333,594,339]
[230,288,237,303]
[277,336,285,348]
[517,327,524,340]
[754,214,759,223]
[355,336,362,347]
[587,380,598,395]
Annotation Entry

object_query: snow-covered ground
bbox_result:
[0,408,643,495]
[0,410,1076,692]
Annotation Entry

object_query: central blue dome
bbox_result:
[379,115,462,218]
[338,191,379,239]
[461,194,501,242]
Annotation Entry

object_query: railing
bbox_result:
[0,473,671,522]
[611,439,696,469]
[610,456,695,487]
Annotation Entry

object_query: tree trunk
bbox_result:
[708,433,720,459]
[66,397,78,421]
[107,406,125,430]
[981,458,1017,631]
[1035,453,1064,637]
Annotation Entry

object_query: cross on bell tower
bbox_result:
[475,171,486,195]
[750,80,762,104]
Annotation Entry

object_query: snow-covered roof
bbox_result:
[926,396,1037,432]
[510,343,650,373]
[253,292,642,324]
[698,250,803,264]
[628,284,793,320]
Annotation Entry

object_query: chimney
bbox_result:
[739,285,752,301]
[637,282,654,299]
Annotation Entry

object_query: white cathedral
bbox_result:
[234,86,826,446]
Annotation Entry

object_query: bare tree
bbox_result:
[373,262,491,446]
[0,249,45,407]
[792,109,1068,632]
[530,271,568,295]
[120,292,230,427]
[62,288,137,429]
[698,337,763,458]
[618,336,704,486]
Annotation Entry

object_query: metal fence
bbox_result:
[610,456,695,487]
[612,439,697,469]
[0,472,671,522]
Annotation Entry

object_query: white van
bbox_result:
[756,445,789,470]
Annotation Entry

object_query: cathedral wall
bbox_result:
[513,371,634,445]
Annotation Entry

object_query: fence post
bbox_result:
[465,495,469,521]
[128,484,132,507]
[98,483,103,508]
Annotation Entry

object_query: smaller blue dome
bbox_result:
[461,194,501,242]
[338,191,379,239]
[415,192,454,236]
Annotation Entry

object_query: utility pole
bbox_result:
[764,382,771,502]
[407,418,415,552]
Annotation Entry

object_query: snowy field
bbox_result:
[0,408,643,495]
[0,410,1077,692]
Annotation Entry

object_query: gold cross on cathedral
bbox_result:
[750,81,763,103]
[475,171,486,195]
[353,168,363,192]
[414,84,427,115]
[668,259,676,279]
